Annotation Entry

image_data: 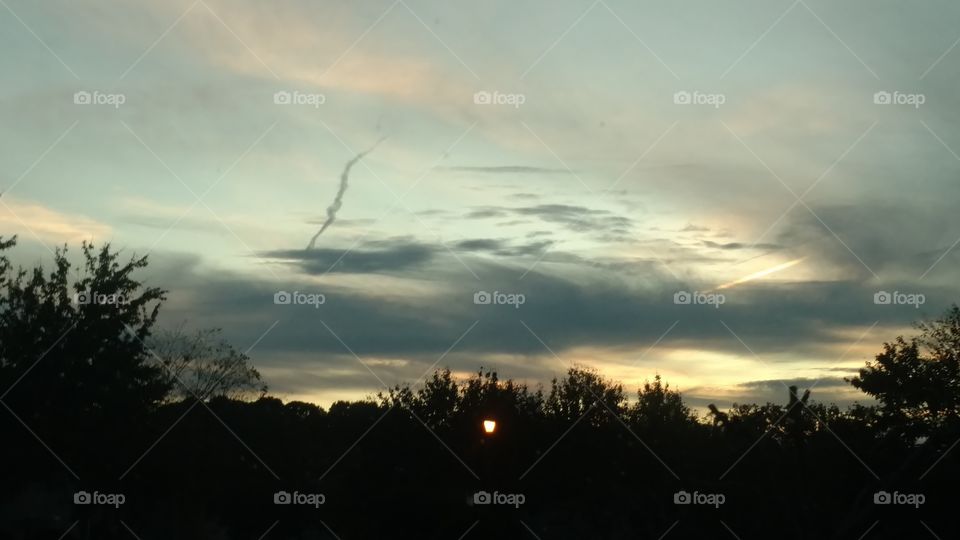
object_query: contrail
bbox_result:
[306,136,387,250]
[713,257,805,291]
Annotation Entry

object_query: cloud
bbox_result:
[0,196,111,244]
[453,238,501,251]
[465,208,508,219]
[157,248,924,364]
[512,204,631,231]
[165,0,480,118]
[307,136,387,250]
[444,166,567,174]
[464,204,634,240]
[131,211,960,406]
[9,0,960,411]
[774,201,960,283]
[736,377,850,391]
[264,241,436,274]
[703,240,782,251]
[453,238,553,257]
[265,235,563,276]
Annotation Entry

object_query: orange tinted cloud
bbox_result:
[0,196,111,244]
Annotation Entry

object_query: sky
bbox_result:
[2,0,960,411]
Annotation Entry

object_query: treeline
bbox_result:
[0,239,957,539]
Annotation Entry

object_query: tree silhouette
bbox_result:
[849,305,960,439]
[628,374,696,432]
[545,365,623,426]
[0,240,169,424]
[148,326,267,402]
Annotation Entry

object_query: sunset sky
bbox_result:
[3,0,959,410]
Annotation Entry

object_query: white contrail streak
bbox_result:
[307,136,387,250]
[714,257,805,290]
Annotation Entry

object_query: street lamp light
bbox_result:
[482,419,496,434]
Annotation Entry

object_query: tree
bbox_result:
[848,306,960,438]
[783,385,813,444]
[378,368,542,431]
[148,326,267,402]
[628,374,695,431]
[0,240,169,421]
[0,235,15,291]
[545,366,624,426]
[378,368,458,429]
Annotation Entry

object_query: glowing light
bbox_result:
[715,257,805,290]
[482,419,496,434]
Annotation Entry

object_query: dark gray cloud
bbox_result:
[453,238,553,257]
[153,252,947,361]
[814,367,862,373]
[736,377,850,391]
[513,204,632,232]
[465,208,508,219]
[263,242,435,274]
[262,236,558,276]
[454,238,501,251]
[703,240,782,251]
[774,201,960,281]
[134,237,960,404]
[465,204,634,240]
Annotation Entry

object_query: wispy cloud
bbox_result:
[0,196,111,244]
